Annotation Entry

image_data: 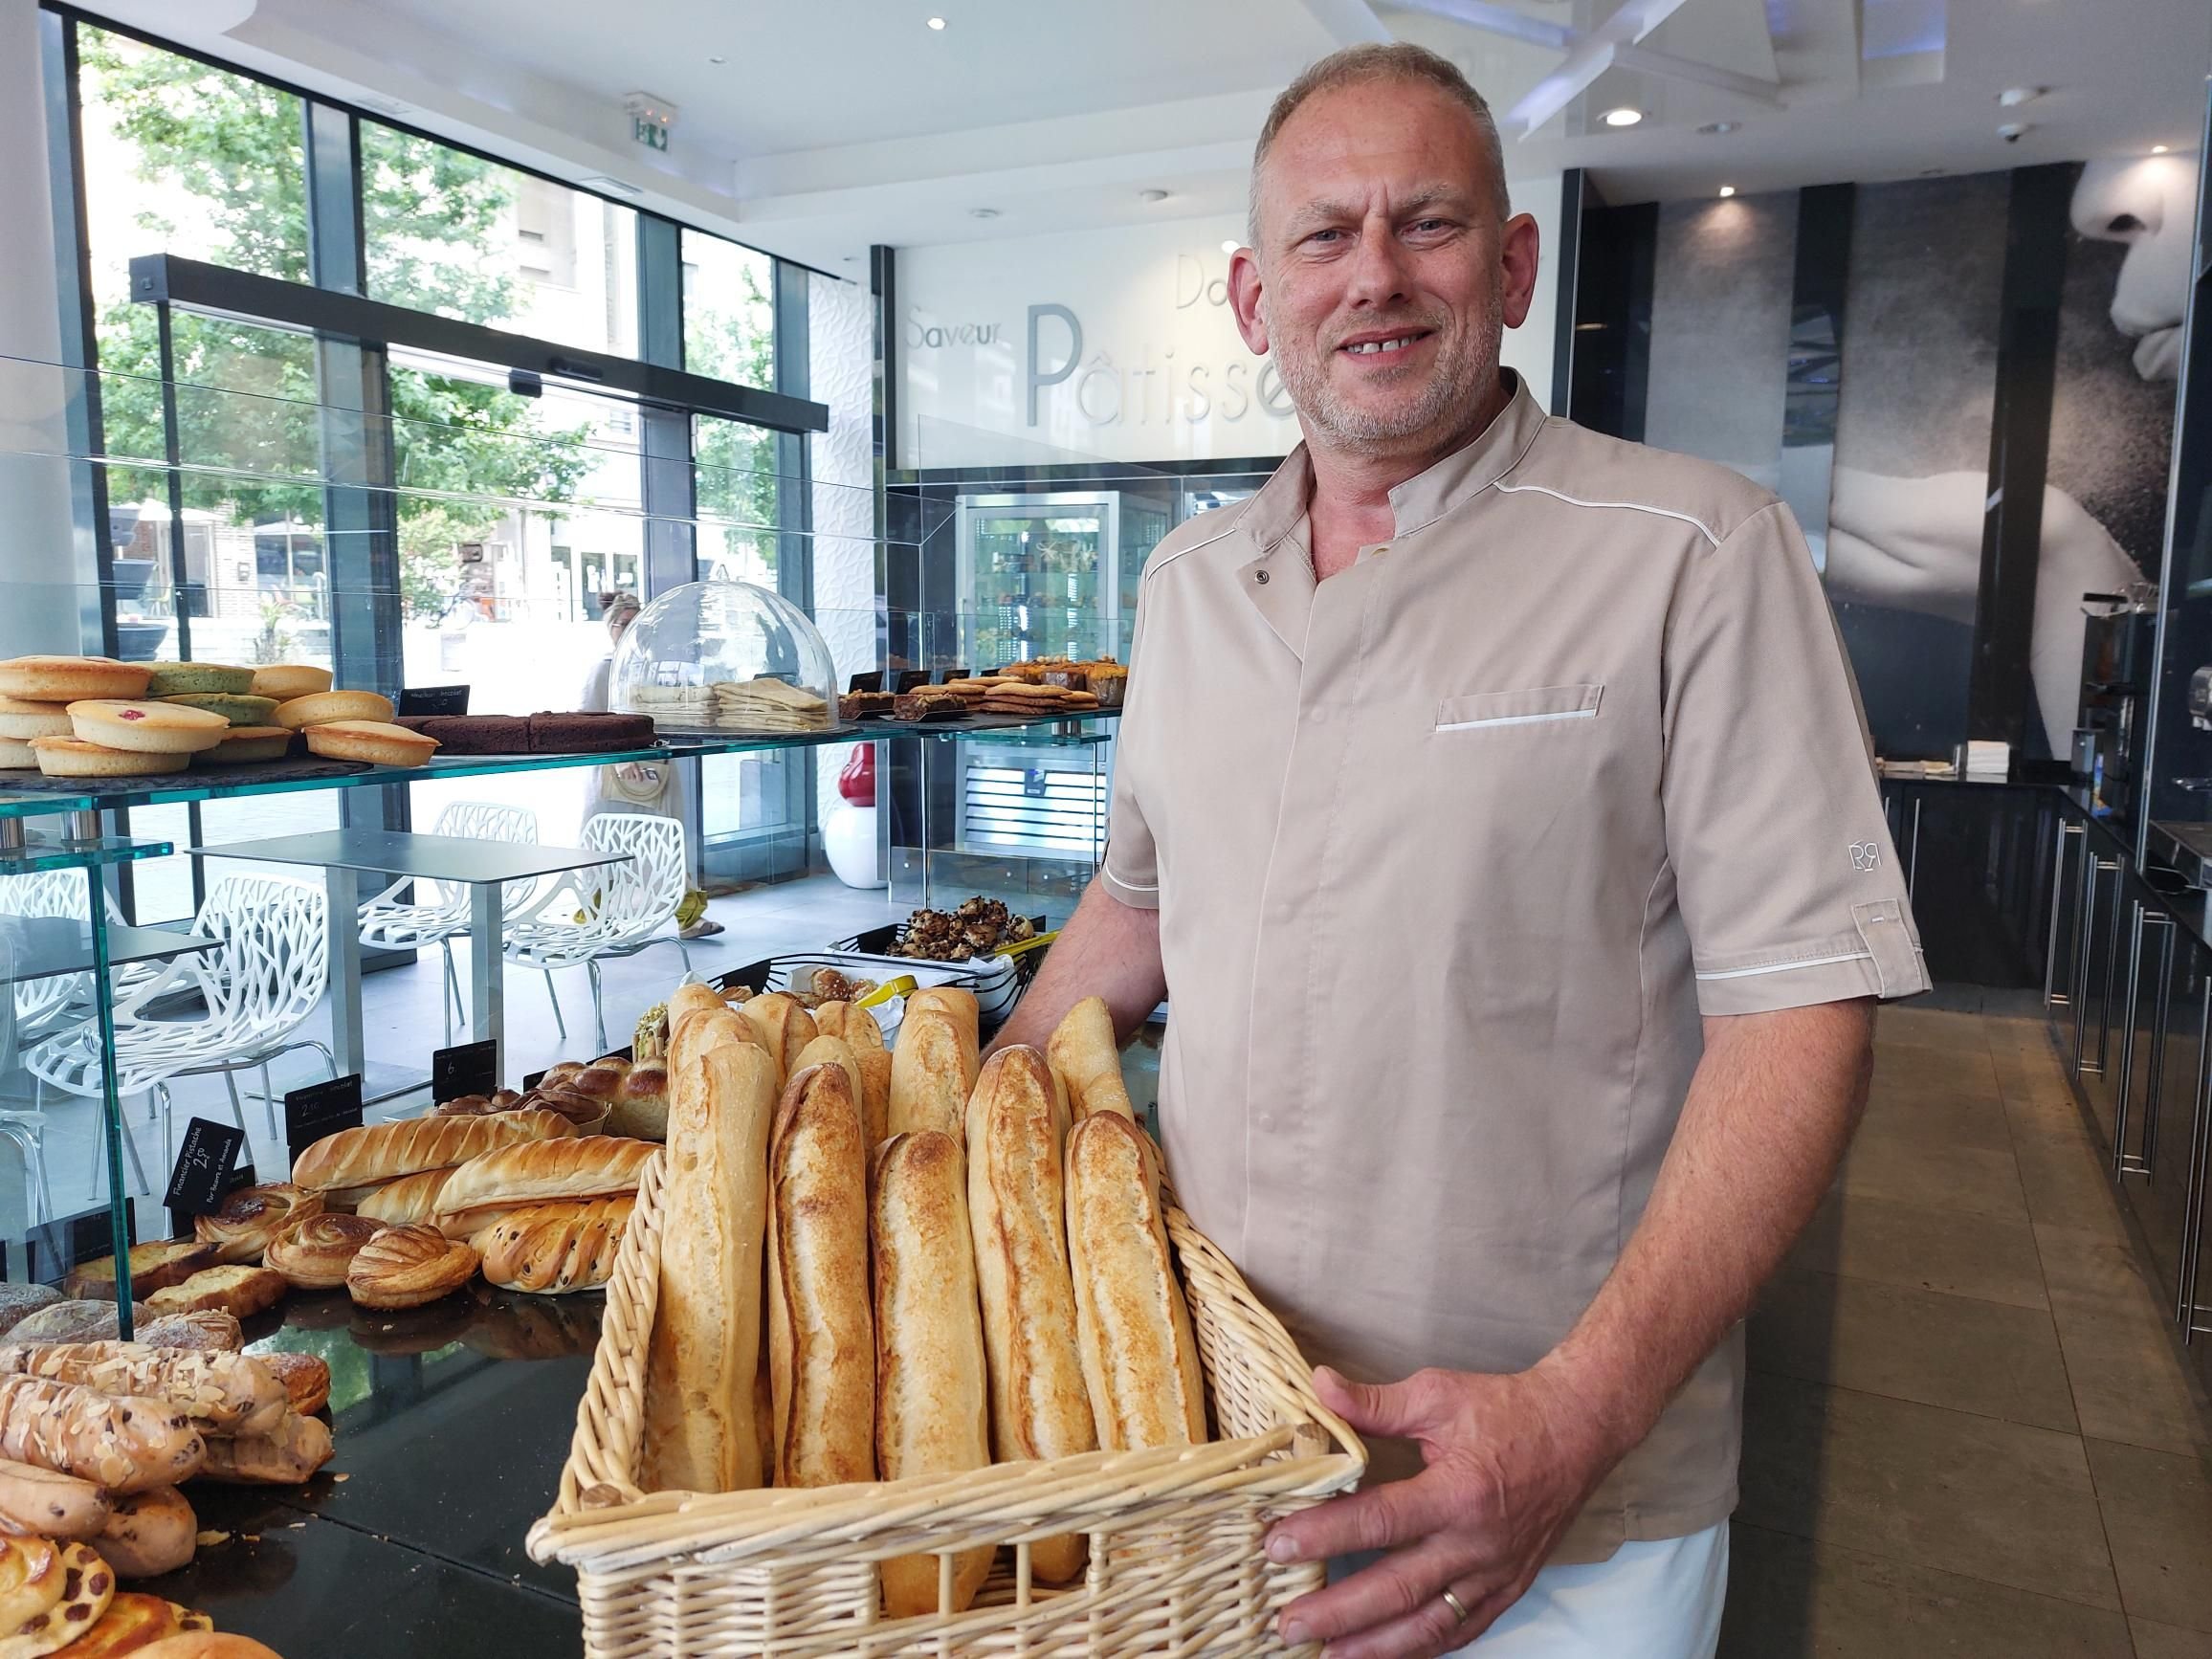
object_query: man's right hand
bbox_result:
[984,875,1166,1056]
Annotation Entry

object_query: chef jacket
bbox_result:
[1102,371,1927,1563]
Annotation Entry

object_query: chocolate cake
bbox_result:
[527,711,657,752]
[394,714,529,754]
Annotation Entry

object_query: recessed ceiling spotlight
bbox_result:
[926,14,946,28]
[1220,239,1240,254]
[1717,185,1736,198]
[708,55,726,64]
[970,207,999,219]
[1697,120,1741,135]
[1139,188,1169,203]
[2154,143,2171,153]
[1997,86,2046,107]
[1601,106,1644,128]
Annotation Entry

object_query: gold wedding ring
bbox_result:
[1441,1587,1471,1625]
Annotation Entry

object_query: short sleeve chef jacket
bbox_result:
[1103,373,1928,1564]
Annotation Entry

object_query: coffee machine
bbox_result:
[2073,588,2159,818]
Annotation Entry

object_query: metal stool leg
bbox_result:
[259,1061,278,1139]
[221,1070,248,1135]
[542,970,567,1041]
[587,960,607,1052]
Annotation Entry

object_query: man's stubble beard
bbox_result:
[1265,284,1504,458]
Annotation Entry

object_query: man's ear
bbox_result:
[1498,212,1541,331]
[1228,248,1270,356]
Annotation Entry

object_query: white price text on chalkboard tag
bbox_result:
[285,1073,364,1170]
[432,1039,499,1101]
[165,1117,247,1217]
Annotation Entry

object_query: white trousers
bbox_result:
[1334,1521,1730,1658]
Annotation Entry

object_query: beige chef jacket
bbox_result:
[1103,372,1928,1563]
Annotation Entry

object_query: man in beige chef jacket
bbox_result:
[993,40,1926,1659]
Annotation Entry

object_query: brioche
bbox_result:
[263,1214,387,1291]
[604,1061,669,1140]
[473,1196,633,1294]
[193,1184,321,1265]
[873,1132,993,1617]
[93,1487,195,1579]
[431,1136,653,1231]
[290,1110,564,1192]
[964,1046,1093,1583]
[888,1011,976,1143]
[642,1023,777,1493]
[353,1166,459,1231]
[0,1537,112,1656]
[0,1377,203,1493]
[0,1461,106,1541]
[1048,996,1137,1122]
[767,1065,873,1490]
[345,1225,477,1310]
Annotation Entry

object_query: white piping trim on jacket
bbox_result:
[1435,707,1599,732]
[1694,950,1871,982]
[1142,499,1259,586]
[1101,863,1159,892]
[1493,480,1722,547]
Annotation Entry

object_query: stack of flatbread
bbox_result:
[711,676,833,733]
[629,683,719,728]
[981,682,1100,720]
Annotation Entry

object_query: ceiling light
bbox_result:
[1997,86,2046,107]
[926,14,946,28]
[1601,106,1644,128]
[1139,188,1169,203]
[1697,121,1741,136]
[1221,239,1240,254]
[2154,144,2170,153]
[1717,185,1736,198]
[708,55,726,64]
[969,207,999,219]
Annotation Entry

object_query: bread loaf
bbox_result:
[0,1345,285,1437]
[1048,995,1137,1122]
[641,1014,778,1493]
[744,992,818,1083]
[63,1244,218,1304]
[431,1136,653,1231]
[605,1061,669,1140]
[814,1000,884,1052]
[353,1166,459,1231]
[191,1409,331,1484]
[766,1065,873,1490]
[93,1486,194,1578]
[904,986,980,1062]
[1066,1113,1206,1449]
[291,1110,565,1192]
[964,1046,1093,1583]
[789,1036,869,1142]
[140,1267,286,1323]
[0,1378,203,1493]
[872,1132,992,1617]
[887,1011,975,1143]
[472,1196,632,1294]
[0,1462,106,1541]
[815,1004,890,1144]
[131,1313,239,1355]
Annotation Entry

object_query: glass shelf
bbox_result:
[0,832,175,874]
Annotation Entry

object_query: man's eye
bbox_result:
[1307,228,1344,245]
[1408,219,1449,233]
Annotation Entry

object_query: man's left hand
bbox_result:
[1266,1362,1618,1657]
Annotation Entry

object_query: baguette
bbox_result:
[887,1011,976,1143]
[353,1166,460,1231]
[0,1345,285,1437]
[767,1064,874,1490]
[872,1132,992,1617]
[430,1135,653,1231]
[191,1409,331,1485]
[1066,1113,1206,1449]
[472,1196,633,1294]
[641,1016,778,1493]
[0,1378,203,1493]
[1047,995,1137,1122]
[904,986,980,1066]
[790,1036,872,1144]
[743,992,818,1083]
[0,1461,107,1541]
[814,1000,884,1053]
[290,1110,565,1192]
[963,1046,1094,1583]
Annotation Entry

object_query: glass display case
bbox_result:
[608,579,840,736]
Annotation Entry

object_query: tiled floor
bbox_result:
[1721,1002,2212,1658]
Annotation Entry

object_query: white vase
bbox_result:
[824,803,884,889]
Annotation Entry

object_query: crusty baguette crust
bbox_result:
[354,1166,460,1231]
[290,1110,565,1191]
[872,1132,992,1617]
[641,1014,777,1493]
[0,1378,203,1493]
[473,1196,633,1294]
[744,992,819,1084]
[814,1000,884,1053]
[0,1344,284,1437]
[431,1135,653,1228]
[0,1460,108,1540]
[1047,995,1137,1123]
[963,1046,1095,1583]
[767,1065,874,1490]
[1066,1114,1207,1451]
[903,986,979,1060]
[790,1036,870,1145]
[887,1011,974,1143]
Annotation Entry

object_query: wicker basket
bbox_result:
[528,1153,1367,1656]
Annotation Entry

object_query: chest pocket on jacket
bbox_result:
[1434,683,1604,732]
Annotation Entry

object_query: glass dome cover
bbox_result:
[609,580,840,735]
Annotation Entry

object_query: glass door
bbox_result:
[957,493,1122,667]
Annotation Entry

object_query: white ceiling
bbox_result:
[69,0,2212,273]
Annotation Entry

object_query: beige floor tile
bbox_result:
[1789,1190,2049,1310]
[1839,1127,2029,1222]
[1877,1006,2000,1051]
[2085,1438,2212,1632]
[1749,1269,2076,1431]
[1860,1079,2021,1154]
[1738,1374,2119,1609]
[1872,1040,2004,1104]
[2133,1621,2212,1659]
[1719,1523,2135,1659]
[2013,1121,2135,1233]
[2041,1230,2212,1456]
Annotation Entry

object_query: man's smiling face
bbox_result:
[1235,77,1533,461]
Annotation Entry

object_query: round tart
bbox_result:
[0,657,150,702]
[344,1224,478,1310]
[0,741,34,770]
[28,739,188,779]
[142,663,254,697]
[65,701,228,755]
[271,690,393,730]
[0,697,75,741]
[248,663,331,699]
[264,1212,387,1290]
[198,725,293,765]
[160,693,278,726]
[192,1183,321,1265]
[302,719,438,767]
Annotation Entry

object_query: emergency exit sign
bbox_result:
[632,116,668,151]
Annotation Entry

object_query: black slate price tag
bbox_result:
[285,1073,364,1170]
[397,684,470,716]
[170,1161,259,1241]
[847,671,883,694]
[164,1117,246,1218]
[522,1067,549,1093]
[941,667,970,682]
[431,1038,498,1102]
[27,1205,136,1291]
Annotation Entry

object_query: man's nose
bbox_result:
[1342,220,1414,308]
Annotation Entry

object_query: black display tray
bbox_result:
[0,757,373,793]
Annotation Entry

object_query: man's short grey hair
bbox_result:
[1248,42,1511,247]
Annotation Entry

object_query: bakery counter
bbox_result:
[139,1284,601,1657]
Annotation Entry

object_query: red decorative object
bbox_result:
[837,743,875,807]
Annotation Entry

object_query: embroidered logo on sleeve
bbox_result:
[1849,842,1882,873]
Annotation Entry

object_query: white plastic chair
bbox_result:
[502,812,692,1051]
[358,800,545,1047]
[25,874,332,1193]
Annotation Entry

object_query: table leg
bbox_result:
[470,880,503,1083]
[324,865,364,1081]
